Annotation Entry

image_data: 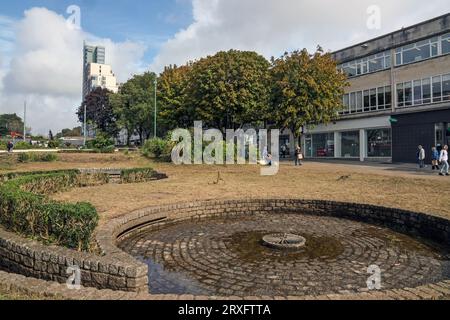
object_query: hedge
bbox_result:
[0,172,98,251]
[0,169,80,183]
[17,152,58,163]
[0,167,166,251]
[120,167,161,183]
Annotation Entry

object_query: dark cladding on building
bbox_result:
[302,13,450,163]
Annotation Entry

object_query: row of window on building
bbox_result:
[397,73,450,107]
[339,33,450,78]
[341,86,392,115]
[304,129,392,159]
[341,72,450,114]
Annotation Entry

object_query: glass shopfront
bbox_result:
[367,129,392,157]
[304,133,335,158]
[341,131,360,158]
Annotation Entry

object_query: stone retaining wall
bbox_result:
[0,227,148,292]
[101,199,450,245]
[1,199,449,296]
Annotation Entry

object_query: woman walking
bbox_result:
[431,146,440,170]
[439,145,449,176]
[295,145,303,166]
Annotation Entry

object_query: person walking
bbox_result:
[6,141,13,153]
[431,146,440,170]
[417,145,426,169]
[439,145,449,176]
[295,145,303,166]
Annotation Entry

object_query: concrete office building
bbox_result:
[302,13,450,163]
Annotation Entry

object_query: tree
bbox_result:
[110,72,157,145]
[48,130,54,141]
[158,64,193,130]
[55,127,82,139]
[270,47,349,142]
[77,87,118,137]
[186,50,271,131]
[0,114,24,136]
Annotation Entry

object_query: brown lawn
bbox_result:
[2,152,449,223]
[16,153,445,224]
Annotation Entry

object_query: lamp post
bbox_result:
[23,101,27,142]
[154,78,157,138]
[83,102,87,147]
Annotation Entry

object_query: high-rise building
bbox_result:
[299,13,450,163]
[82,42,118,99]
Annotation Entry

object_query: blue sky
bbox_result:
[1,0,449,134]
[0,0,193,65]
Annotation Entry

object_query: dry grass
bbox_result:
[0,152,148,172]
[2,152,449,222]
[45,155,450,223]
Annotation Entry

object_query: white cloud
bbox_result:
[0,7,147,135]
[150,0,450,71]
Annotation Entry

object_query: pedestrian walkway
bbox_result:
[0,149,59,154]
[292,159,449,178]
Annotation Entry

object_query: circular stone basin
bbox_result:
[118,213,450,297]
[262,233,306,250]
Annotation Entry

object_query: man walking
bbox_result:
[6,141,13,153]
[417,145,426,169]
[439,145,449,176]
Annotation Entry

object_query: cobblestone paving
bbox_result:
[119,214,450,297]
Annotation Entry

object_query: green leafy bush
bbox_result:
[142,138,173,160]
[0,172,99,251]
[17,152,58,163]
[47,140,60,149]
[0,167,166,251]
[0,169,80,183]
[87,133,114,150]
[13,141,35,150]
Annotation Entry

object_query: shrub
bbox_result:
[0,167,165,251]
[87,134,115,150]
[142,138,172,160]
[47,140,60,149]
[17,152,58,163]
[13,141,34,150]
[0,169,80,183]
[120,167,159,183]
[0,172,99,251]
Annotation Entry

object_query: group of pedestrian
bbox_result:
[418,144,449,176]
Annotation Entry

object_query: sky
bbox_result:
[0,0,449,135]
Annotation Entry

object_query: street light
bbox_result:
[83,102,87,147]
[154,78,157,138]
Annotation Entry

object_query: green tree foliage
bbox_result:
[270,48,349,141]
[111,48,348,142]
[55,127,82,139]
[158,64,193,129]
[187,50,270,131]
[0,114,24,136]
[110,72,157,145]
[77,87,118,137]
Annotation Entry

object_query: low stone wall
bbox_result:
[1,199,449,296]
[103,199,450,245]
[0,227,148,292]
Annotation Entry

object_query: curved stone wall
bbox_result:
[1,199,449,297]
